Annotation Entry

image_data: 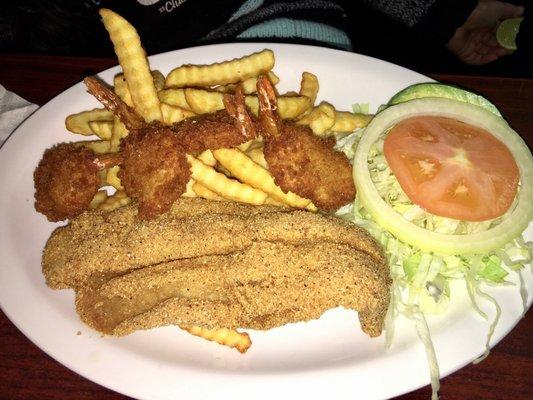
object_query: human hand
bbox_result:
[447,0,524,65]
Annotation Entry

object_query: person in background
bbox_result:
[0,1,526,70]
[360,0,524,65]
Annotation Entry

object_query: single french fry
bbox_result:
[296,102,336,135]
[236,139,256,152]
[113,71,165,105]
[105,166,123,190]
[98,190,131,211]
[65,108,113,136]
[192,182,224,201]
[215,163,233,178]
[80,140,113,154]
[166,49,274,88]
[246,146,268,169]
[264,197,287,207]
[152,70,165,91]
[88,121,114,140]
[306,202,318,212]
[181,326,251,353]
[184,88,223,114]
[181,178,197,198]
[212,148,312,209]
[89,190,108,209]
[100,8,162,122]
[330,111,373,133]
[214,72,280,94]
[160,103,196,125]
[299,72,319,105]
[187,155,268,205]
[196,150,217,167]
[113,74,133,105]
[110,74,133,151]
[157,89,191,110]
[185,88,310,118]
[250,95,311,118]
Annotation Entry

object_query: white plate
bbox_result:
[0,43,531,400]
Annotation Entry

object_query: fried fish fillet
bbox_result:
[43,198,385,289]
[76,241,390,337]
[43,198,390,337]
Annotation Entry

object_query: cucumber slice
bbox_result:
[388,83,501,116]
[354,98,533,255]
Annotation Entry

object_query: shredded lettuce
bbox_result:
[366,136,515,236]
[336,125,531,400]
[352,103,370,115]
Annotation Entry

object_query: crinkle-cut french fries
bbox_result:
[160,103,196,125]
[264,197,287,207]
[65,108,113,136]
[192,182,224,201]
[79,140,113,154]
[330,111,373,133]
[181,179,197,198]
[151,70,165,91]
[215,72,280,94]
[187,155,268,205]
[212,148,313,209]
[196,150,217,167]
[181,326,252,353]
[100,8,162,123]
[105,166,123,190]
[166,49,275,88]
[185,88,310,118]
[237,138,256,151]
[88,121,113,140]
[184,88,222,114]
[296,102,336,136]
[110,69,170,146]
[110,74,133,151]
[157,89,191,110]
[306,202,318,212]
[246,146,268,169]
[113,74,133,105]
[98,190,131,211]
[112,71,164,106]
[299,72,319,105]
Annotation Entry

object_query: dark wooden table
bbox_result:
[0,54,531,400]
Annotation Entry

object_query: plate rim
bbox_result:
[0,41,530,400]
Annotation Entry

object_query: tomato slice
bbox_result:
[383,116,519,221]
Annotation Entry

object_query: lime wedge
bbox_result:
[496,17,524,50]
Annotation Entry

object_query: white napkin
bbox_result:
[0,84,39,146]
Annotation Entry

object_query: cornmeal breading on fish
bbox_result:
[43,198,385,289]
[76,241,390,337]
[43,198,390,338]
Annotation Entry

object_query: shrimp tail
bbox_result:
[256,75,281,138]
[223,85,256,141]
[84,76,145,132]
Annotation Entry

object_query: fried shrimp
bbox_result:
[119,130,190,219]
[174,86,257,155]
[256,75,356,211]
[82,77,257,218]
[34,143,118,221]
